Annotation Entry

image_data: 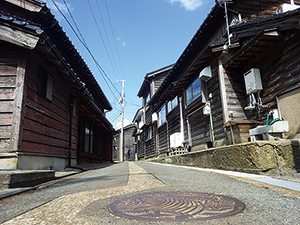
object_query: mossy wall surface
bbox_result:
[152,140,300,175]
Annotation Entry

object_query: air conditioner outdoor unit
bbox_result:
[170,132,183,148]
[199,66,212,82]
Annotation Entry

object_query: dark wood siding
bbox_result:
[153,72,168,94]
[21,51,77,158]
[167,106,180,135]
[144,106,155,158]
[158,123,168,154]
[260,32,300,108]
[188,109,211,147]
[208,60,226,141]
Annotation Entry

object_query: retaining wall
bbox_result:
[151,140,300,175]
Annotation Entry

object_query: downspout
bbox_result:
[179,97,184,146]
[68,96,74,168]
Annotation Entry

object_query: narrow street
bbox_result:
[1,162,300,224]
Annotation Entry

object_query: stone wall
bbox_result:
[152,140,300,175]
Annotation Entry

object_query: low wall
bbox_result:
[151,140,300,175]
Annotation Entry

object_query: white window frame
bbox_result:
[186,78,201,106]
[158,104,166,126]
[167,97,178,114]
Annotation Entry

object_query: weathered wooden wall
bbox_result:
[158,123,168,154]
[0,43,20,152]
[21,50,77,159]
[209,60,226,142]
[144,106,155,158]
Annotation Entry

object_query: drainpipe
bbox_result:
[68,96,75,168]
[179,97,184,146]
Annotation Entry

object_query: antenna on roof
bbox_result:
[217,0,233,49]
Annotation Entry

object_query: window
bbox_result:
[167,97,178,113]
[146,93,150,104]
[145,126,152,140]
[158,104,166,126]
[37,67,53,101]
[79,117,101,155]
[186,78,201,106]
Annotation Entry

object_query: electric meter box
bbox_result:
[244,68,263,95]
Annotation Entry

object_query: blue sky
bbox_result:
[45,0,216,129]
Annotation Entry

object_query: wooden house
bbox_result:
[0,0,114,170]
[134,65,173,159]
[113,124,136,162]
[137,0,300,159]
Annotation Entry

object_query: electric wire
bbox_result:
[51,1,140,125]
[104,0,126,79]
[88,0,120,80]
[51,0,122,102]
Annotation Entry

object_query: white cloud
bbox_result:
[122,42,128,47]
[45,0,72,15]
[115,119,131,129]
[167,0,203,11]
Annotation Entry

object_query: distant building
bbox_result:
[133,65,173,159]
[113,124,136,162]
[0,0,114,170]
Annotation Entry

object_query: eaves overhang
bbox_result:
[148,4,223,106]
[137,64,174,98]
[132,108,143,123]
[0,10,41,49]
[38,5,113,111]
[4,0,45,12]
[224,8,300,71]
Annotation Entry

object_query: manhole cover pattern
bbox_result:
[109,192,246,222]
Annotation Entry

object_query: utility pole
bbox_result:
[117,79,126,162]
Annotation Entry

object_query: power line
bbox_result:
[88,0,120,80]
[104,0,126,79]
[51,0,122,102]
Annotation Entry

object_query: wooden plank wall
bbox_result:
[258,32,300,120]
[158,124,168,154]
[144,106,155,158]
[21,51,77,158]
[153,71,168,94]
[0,43,18,152]
[167,106,180,135]
[101,131,112,161]
[208,60,226,142]
[187,110,211,147]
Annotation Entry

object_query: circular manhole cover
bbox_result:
[109,192,245,222]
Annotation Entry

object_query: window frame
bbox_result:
[145,126,152,141]
[167,97,178,114]
[158,104,166,127]
[37,66,54,101]
[185,78,201,106]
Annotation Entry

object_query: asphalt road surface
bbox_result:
[1,162,300,224]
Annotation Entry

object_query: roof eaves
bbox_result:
[4,0,45,12]
[148,3,221,105]
[230,7,300,30]
[40,6,112,111]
